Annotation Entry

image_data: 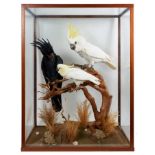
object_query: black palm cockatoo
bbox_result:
[32,39,63,112]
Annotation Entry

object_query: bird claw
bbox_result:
[75,85,80,91]
[79,86,85,89]
[83,64,89,69]
[83,64,93,69]
[89,64,94,68]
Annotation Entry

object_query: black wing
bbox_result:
[31,38,63,112]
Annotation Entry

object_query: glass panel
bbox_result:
[25,11,35,141]
[29,8,127,16]
[36,18,118,126]
[120,10,130,141]
[24,7,131,147]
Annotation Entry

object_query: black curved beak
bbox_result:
[70,44,75,50]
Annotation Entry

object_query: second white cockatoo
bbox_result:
[67,24,116,69]
[57,64,100,86]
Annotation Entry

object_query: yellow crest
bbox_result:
[68,24,79,39]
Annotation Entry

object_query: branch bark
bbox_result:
[39,65,112,129]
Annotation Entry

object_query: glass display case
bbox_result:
[21,4,134,151]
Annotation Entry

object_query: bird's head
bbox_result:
[57,64,72,76]
[67,24,86,52]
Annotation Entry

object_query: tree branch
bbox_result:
[39,65,112,129]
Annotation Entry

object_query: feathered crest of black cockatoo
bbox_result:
[32,38,63,112]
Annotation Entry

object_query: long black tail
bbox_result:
[50,82,62,112]
[51,95,62,112]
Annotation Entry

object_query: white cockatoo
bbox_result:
[57,64,100,86]
[67,24,116,69]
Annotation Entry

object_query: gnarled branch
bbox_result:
[39,65,112,129]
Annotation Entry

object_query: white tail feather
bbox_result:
[105,61,116,69]
[90,77,100,85]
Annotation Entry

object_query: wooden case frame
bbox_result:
[21,4,134,151]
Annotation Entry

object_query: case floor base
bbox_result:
[26,126,129,146]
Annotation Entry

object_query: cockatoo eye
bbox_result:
[75,41,77,44]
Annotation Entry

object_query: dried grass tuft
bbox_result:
[39,104,58,134]
[77,100,90,128]
[63,121,79,143]
[101,113,117,136]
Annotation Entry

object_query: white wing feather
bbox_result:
[65,67,100,85]
[85,43,116,69]
[86,43,111,61]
